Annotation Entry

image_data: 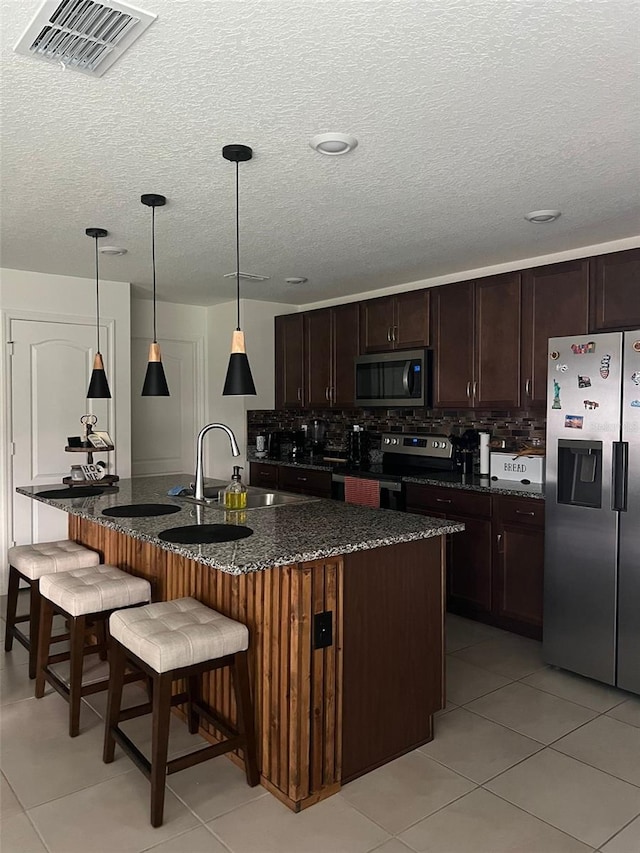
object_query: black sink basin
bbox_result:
[103,504,181,518]
[158,524,253,545]
[36,487,106,499]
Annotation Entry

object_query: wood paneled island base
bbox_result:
[69,516,445,811]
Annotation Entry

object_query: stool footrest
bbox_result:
[110,727,152,779]
[168,738,244,775]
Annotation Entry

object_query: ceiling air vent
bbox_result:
[14,0,156,77]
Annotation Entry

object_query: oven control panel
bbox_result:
[381,433,453,459]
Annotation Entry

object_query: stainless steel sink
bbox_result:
[182,485,319,510]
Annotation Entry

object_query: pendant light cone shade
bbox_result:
[85,227,111,399]
[222,144,257,396]
[141,193,169,396]
[223,330,256,395]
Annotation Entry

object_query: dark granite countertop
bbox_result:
[247,454,545,500]
[16,474,464,576]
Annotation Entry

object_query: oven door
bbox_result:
[354,350,429,407]
[331,474,405,511]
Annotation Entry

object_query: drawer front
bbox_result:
[279,465,332,497]
[495,495,545,527]
[405,484,491,518]
[249,462,279,488]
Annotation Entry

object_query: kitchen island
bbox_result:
[17,475,463,812]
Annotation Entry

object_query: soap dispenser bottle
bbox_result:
[223,466,247,510]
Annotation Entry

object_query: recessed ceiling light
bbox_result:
[524,210,562,223]
[309,133,358,156]
[285,276,308,285]
[99,246,128,255]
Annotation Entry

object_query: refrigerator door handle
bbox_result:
[612,441,629,512]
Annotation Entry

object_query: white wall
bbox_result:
[130,297,207,477]
[205,299,297,480]
[0,267,131,583]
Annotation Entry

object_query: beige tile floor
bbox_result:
[1,600,639,853]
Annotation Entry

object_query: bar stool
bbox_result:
[35,565,151,736]
[4,541,101,678]
[103,597,259,827]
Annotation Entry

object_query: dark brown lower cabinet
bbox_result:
[492,496,545,640]
[405,484,544,638]
[249,462,332,499]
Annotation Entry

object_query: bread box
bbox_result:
[490,452,545,483]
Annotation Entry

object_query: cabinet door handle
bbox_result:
[325,386,330,401]
[392,325,398,342]
[297,387,302,401]
[473,380,477,399]
[525,378,531,397]
[466,381,471,399]
[387,326,392,342]
[330,386,334,403]
[515,510,535,517]
[297,476,308,482]
[436,498,452,504]
[497,532,504,554]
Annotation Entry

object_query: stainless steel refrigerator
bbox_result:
[544,330,640,695]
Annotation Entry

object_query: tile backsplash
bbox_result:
[247,408,546,452]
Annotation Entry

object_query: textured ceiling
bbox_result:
[1,0,639,306]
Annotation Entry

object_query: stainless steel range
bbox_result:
[331,433,457,509]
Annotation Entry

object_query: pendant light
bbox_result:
[222,144,257,396]
[86,227,111,399]
[140,193,170,396]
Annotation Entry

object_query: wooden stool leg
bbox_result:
[186,674,200,735]
[28,580,40,679]
[35,597,54,699]
[68,614,86,737]
[232,651,260,787]
[150,672,172,828]
[95,618,108,662]
[103,640,127,764]
[4,566,19,652]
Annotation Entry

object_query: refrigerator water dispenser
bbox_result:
[557,439,602,508]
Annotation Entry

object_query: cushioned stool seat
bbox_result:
[104,597,259,827]
[4,540,100,678]
[36,565,151,737]
[109,597,249,672]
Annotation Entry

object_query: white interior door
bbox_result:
[131,337,199,477]
[10,318,111,548]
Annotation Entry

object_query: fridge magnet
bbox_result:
[633,341,640,352]
[578,375,591,388]
[631,371,640,386]
[550,350,560,360]
[583,400,599,410]
[631,400,640,408]
[571,341,597,355]
[599,354,611,379]
[552,380,562,410]
[555,363,568,373]
[565,414,584,429]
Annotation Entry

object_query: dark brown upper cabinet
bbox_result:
[432,274,521,409]
[360,290,429,353]
[431,281,476,409]
[474,272,522,409]
[521,259,591,408]
[305,303,360,408]
[590,248,640,331]
[275,313,305,408]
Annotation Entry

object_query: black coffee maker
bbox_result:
[346,426,370,468]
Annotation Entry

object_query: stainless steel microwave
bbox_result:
[354,349,432,407]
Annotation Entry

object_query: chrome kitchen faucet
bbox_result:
[193,423,240,502]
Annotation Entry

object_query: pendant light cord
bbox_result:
[235,160,241,331]
[151,204,157,343]
[94,235,101,354]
